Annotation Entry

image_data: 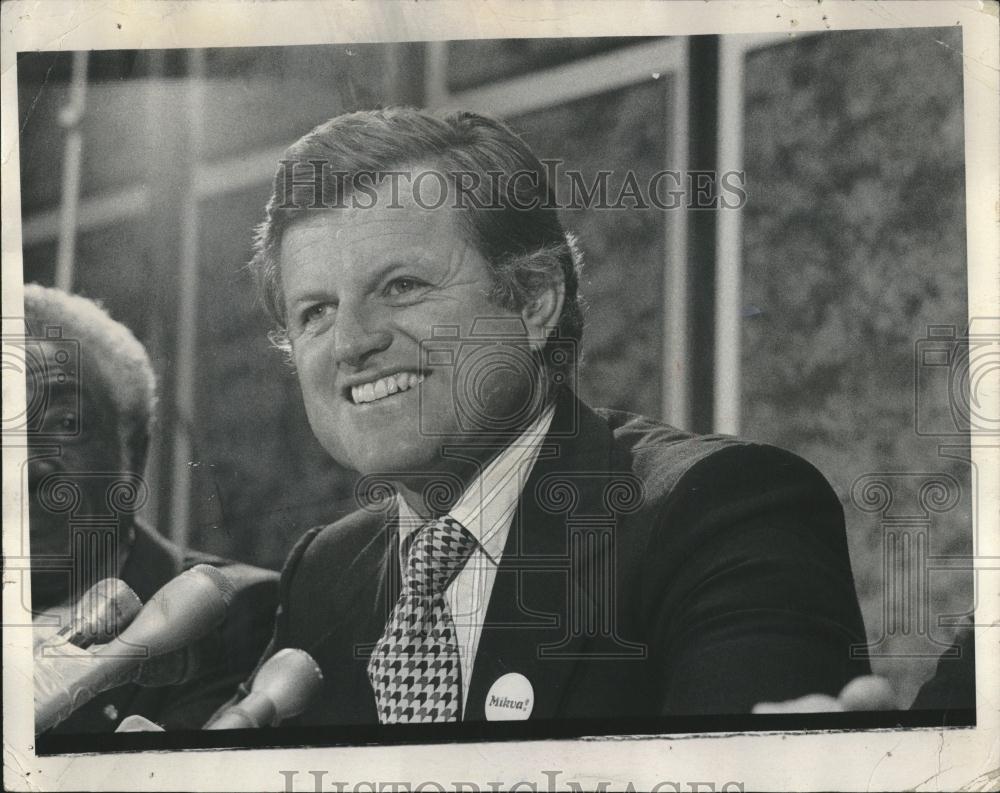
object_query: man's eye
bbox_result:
[41,410,76,433]
[385,278,424,297]
[301,304,332,325]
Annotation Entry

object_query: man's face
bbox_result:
[26,341,125,607]
[281,178,541,480]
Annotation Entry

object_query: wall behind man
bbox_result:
[740,26,970,706]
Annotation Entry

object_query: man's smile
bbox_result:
[349,371,425,405]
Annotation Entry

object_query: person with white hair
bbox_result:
[23,283,279,733]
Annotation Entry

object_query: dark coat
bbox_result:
[267,392,870,724]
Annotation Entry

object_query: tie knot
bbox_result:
[404,517,477,595]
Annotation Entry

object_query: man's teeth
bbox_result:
[351,373,424,404]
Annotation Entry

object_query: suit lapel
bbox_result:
[295,510,401,725]
[465,392,616,721]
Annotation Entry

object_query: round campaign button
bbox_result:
[484,672,534,720]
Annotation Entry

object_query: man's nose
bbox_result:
[332,303,392,368]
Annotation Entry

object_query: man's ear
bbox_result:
[521,276,565,351]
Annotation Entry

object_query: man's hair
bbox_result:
[248,107,585,384]
[22,283,157,472]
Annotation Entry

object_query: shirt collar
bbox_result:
[396,404,556,564]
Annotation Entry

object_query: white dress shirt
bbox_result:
[395,404,555,715]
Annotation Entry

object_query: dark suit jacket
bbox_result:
[267,392,870,724]
[46,522,279,733]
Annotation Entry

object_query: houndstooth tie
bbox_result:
[367,516,478,723]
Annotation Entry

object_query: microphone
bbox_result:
[132,562,280,687]
[36,579,143,653]
[206,648,323,729]
[131,630,224,687]
[34,564,235,733]
[115,714,165,732]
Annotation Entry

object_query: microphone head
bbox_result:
[100,565,236,659]
[251,648,324,721]
[77,578,143,646]
[115,714,165,732]
[188,564,237,608]
[42,578,142,652]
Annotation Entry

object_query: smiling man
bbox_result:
[276,165,566,511]
[246,108,873,726]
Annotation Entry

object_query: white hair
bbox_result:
[23,283,157,471]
